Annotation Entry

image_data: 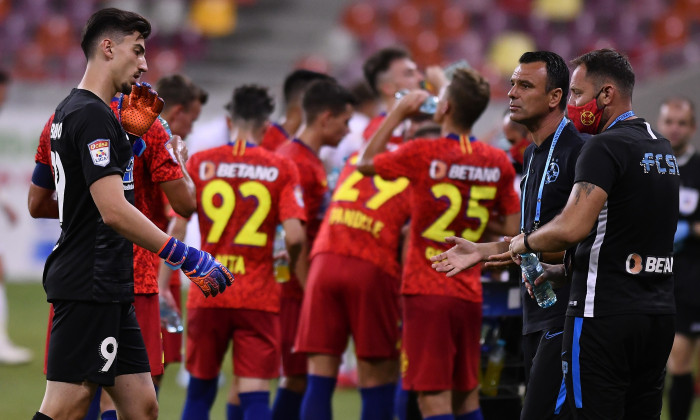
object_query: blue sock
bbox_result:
[154,384,160,398]
[100,411,117,420]
[360,383,395,420]
[181,377,218,420]
[300,375,336,420]
[83,386,101,420]
[227,403,244,420]
[271,387,303,420]
[424,415,454,420]
[240,391,271,420]
[456,409,483,420]
[394,378,409,420]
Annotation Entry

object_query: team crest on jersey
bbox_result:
[123,157,134,190]
[679,186,699,216]
[88,139,110,167]
[545,161,560,184]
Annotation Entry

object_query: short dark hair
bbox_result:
[363,46,411,94]
[302,80,357,124]
[447,68,490,131]
[156,74,208,112]
[348,80,377,106]
[519,51,569,111]
[228,85,274,128]
[80,8,151,59]
[571,48,635,98]
[282,69,333,105]
[661,96,696,126]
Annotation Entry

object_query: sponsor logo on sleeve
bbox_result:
[88,139,110,167]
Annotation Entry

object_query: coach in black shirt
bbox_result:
[509,49,679,420]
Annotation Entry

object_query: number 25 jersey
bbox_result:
[373,136,520,301]
[186,141,306,312]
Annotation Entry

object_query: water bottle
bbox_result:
[159,295,184,333]
[394,89,439,115]
[273,225,290,282]
[481,339,506,397]
[520,253,557,308]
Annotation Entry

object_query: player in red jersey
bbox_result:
[358,68,521,420]
[29,78,202,419]
[182,85,307,420]
[260,69,333,151]
[294,143,411,419]
[272,79,356,420]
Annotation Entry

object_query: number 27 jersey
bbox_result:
[186,141,306,312]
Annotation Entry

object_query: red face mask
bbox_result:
[567,89,604,134]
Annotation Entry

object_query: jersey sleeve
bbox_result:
[142,120,184,184]
[35,115,54,166]
[372,140,424,181]
[574,135,621,194]
[75,105,127,187]
[278,158,307,222]
[494,152,521,215]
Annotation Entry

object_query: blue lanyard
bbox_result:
[520,117,568,232]
[606,110,635,130]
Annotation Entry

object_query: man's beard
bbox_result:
[119,82,133,95]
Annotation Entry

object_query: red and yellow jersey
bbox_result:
[36,106,184,294]
[373,135,520,302]
[363,113,404,146]
[186,140,306,312]
[276,139,330,299]
[109,100,184,294]
[312,153,410,279]
[261,123,290,151]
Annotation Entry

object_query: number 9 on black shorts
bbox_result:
[47,300,151,386]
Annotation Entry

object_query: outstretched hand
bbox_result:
[430,236,483,277]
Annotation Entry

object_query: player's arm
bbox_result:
[160,135,196,218]
[486,212,520,237]
[357,90,429,176]
[91,174,233,297]
[282,218,308,288]
[431,238,509,277]
[157,214,188,309]
[28,162,58,219]
[510,181,607,256]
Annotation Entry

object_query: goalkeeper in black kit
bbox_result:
[34,8,233,420]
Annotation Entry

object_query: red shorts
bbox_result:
[280,296,307,376]
[186,307,280,380]
[295,253,400,359]
[401,295,481,392]
[133,294,164,376]
[161,282,183,364]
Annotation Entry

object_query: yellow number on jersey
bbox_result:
[422,184,497,243]
[332,170,409,210]
[201,180,271,246]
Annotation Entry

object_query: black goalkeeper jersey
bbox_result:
[43,89,135,303]
[569,118,678,318]
[520,121,585,334]
[673,150,700,304]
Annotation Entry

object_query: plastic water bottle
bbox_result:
[394,89,439,115]
[520,253,557,308]
[481,339,506,397]
[273,225,290,282]
[159,295,184,333]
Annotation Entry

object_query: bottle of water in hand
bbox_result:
[520,253,557,308]
[160,295,184,333]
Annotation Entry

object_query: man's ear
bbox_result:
[549,88,563,110]
[101,39,114,59]
[600,84,615,106]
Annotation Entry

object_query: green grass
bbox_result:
[1,282,698,419]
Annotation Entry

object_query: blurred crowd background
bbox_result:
[1,0,700,280]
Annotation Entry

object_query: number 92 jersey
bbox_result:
[373,137,520,302]
[186,141,306,312]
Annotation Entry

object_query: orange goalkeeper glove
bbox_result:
[120,82,164,137]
